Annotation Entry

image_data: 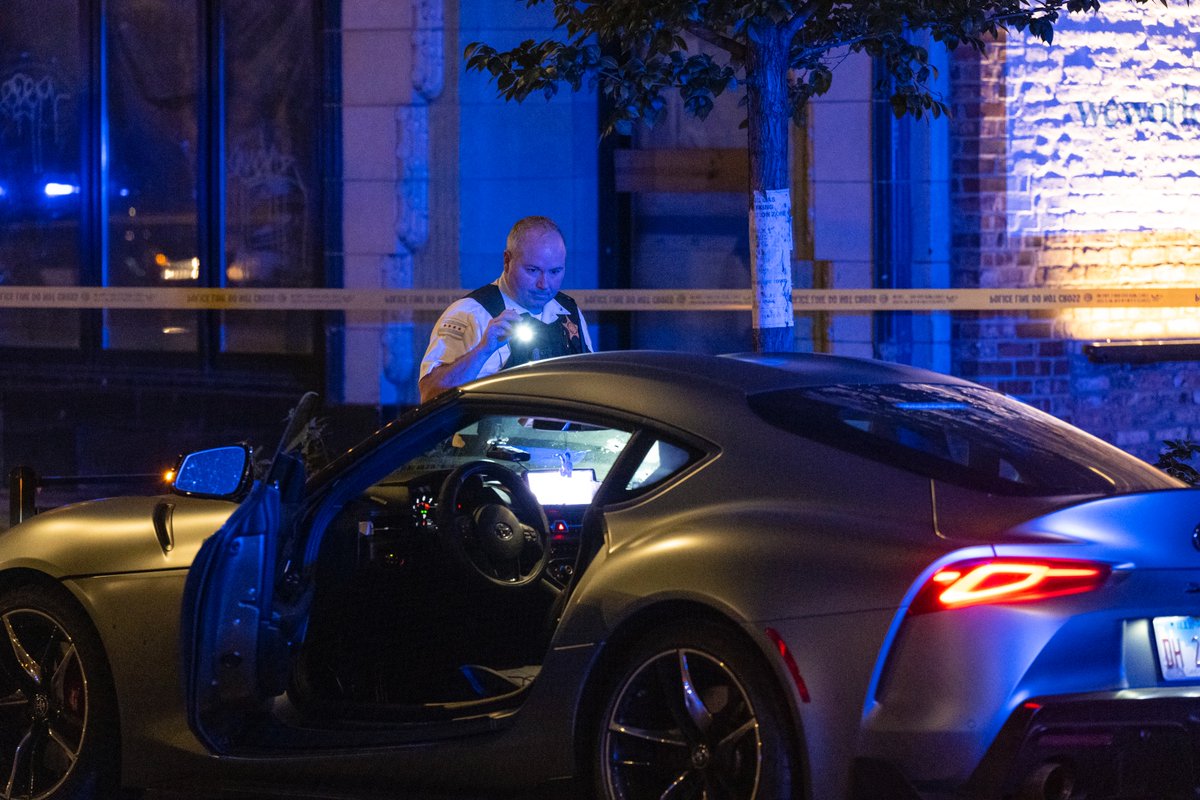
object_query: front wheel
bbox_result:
[595,619,799,800]
[0,584,120,800]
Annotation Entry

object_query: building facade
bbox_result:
[949,4,1200,461]
[0,0,1197,484]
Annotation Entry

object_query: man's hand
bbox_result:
[418,308,524,404]
[480,308,522,353]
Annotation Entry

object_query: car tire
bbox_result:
[0,584,121,800]
[594,618,798,800]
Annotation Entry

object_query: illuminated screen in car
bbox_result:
[525,469,600,505]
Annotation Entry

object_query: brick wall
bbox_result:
[950,33,1072,416]
[950,9,1200,463]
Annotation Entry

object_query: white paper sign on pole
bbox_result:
[749,188,794,329]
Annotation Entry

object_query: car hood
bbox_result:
[0,494,237,577]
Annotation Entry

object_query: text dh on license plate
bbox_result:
[1153,616,1200,681]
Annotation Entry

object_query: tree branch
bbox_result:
[792,30,883,64]
[683,22,747,60]
[788,3,1071,65]
[784,0,828,40]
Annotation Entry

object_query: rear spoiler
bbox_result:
[8,466,167,527]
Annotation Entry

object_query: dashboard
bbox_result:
[348,468,588,586]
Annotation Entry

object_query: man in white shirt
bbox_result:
[418,216,593,403]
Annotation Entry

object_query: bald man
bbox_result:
[418,216,593,403]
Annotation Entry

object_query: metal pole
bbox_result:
[8,466,38,528]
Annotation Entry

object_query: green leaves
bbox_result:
[464,36,602,102]
[1025,15,1058,44]
[465,0,1155,134]
[808,64,832,95]
[1156,440,1200,486]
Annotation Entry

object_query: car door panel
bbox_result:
[181,480,281,750]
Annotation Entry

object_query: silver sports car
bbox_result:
[1,351,1196,800]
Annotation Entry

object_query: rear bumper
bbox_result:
[854,690,1200,800]
[967,690,1200,799]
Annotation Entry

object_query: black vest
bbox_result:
[465,284,590,369]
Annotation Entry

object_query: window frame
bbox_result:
[0,0,333,389]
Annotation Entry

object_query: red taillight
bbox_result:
[909,558,1110,614]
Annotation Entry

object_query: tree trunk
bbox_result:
[745,21,795,353]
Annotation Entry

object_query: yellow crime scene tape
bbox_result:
[0,286,1198,311]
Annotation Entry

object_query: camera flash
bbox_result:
[513,323,534,343]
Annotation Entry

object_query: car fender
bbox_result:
[0,495,236,578]
[568,501,942,629]
[556,498,950,800]
[0,495,239,788]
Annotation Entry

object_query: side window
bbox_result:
[626,440,694,492]
[748,383,1181,496]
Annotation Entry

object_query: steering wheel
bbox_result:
[435,460,550,588]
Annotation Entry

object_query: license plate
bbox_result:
[1153,616,1200,680]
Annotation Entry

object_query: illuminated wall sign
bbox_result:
[1006,4,1200,234]
[1003,3,1200,338]
[1074,89,1200,130]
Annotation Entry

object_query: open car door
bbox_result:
[180,393,319,752]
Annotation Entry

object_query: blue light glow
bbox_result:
[43,182,80,197]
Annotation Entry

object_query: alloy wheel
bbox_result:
[601,647,762,800]
[0,607,89,800]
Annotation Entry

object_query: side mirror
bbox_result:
[172,445,253,499]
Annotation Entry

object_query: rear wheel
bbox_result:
[595,619,798,800]
[0,585,119,800]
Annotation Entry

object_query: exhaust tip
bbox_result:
[1020,761,1075,800]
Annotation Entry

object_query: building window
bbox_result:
[0,0,84,349]
[0,0,323,364]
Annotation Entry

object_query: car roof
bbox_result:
[314,351,976,488]
[465,350,970,397]
[456,350,974,430]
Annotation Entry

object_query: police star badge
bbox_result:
[560,316,580,343]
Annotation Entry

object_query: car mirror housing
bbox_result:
[172,445,253,499]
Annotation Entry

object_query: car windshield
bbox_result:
[749,382,1182,496]
[389,415,633,505]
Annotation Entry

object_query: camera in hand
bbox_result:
[508,312,545,365]
[505,312,581,368]
[512,316,536,344]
